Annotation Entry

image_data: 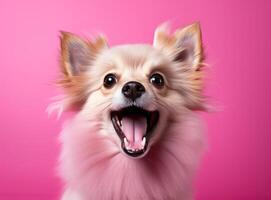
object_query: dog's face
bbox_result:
[58,23,204,158]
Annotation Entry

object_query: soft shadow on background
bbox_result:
[0,0,271,199]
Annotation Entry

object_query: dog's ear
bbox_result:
[60,32,108,77]
[154,23,206,110]
[58,32,108,109]
[153,22,203,69]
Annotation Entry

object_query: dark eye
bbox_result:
[149,73,165,88]
[103,73,117,88]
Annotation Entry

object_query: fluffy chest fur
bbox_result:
[59,112,204,200]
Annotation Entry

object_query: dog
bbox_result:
[50,22,207,200]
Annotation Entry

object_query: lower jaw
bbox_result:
[121,141,149,158]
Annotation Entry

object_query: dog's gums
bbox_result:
[111,106,159,157]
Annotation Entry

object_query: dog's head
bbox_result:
[56,23,205,158]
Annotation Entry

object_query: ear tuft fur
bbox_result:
[154,22,204,69]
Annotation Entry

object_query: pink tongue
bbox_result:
[122,116,147,147]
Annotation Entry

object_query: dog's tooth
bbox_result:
[124,137,129,147]
[118,116,122,127]
[141,137,146,147]
[117,118,120,127]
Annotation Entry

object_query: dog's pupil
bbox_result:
[104,74,117,88]
[150,73,164,88]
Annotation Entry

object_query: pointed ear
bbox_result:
[58,32,108,110]
[60,31,108,77]
[154,23,206,110]
[153,22,203,69]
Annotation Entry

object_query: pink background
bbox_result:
[1,0,271,199]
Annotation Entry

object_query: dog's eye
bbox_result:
[103,73,117,88]
[149,73,165,88]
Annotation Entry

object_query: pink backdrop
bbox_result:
[1,0,271,199]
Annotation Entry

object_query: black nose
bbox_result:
[122,81,145,101]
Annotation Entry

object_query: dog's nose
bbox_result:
[122,81,145,101]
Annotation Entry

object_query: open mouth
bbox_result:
[111,106,159,157]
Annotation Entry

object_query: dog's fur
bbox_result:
[50,22,206,200]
